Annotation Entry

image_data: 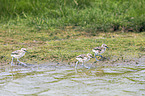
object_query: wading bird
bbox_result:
[92,44,108,61]
[11,48,27,66]
[75,53,94,69]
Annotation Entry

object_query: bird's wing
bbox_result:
[11,50,20,55]
[76,54,86,59]
[93,47,102,51]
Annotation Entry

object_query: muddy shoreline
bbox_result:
[0,56,144,71]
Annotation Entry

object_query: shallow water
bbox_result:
[0,58,145,96]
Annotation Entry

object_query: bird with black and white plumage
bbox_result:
[75,53,94,69]
[92,44,108,61]
[11,48,28,66]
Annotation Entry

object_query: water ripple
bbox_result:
[0,61,145,96]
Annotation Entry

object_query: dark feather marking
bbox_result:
[76,54,86,59]
[11,53,19,55]
[93,47,102,51]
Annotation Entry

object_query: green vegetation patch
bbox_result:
[0,27,144,65]
[0,0,145,32]
[0,0,145,65]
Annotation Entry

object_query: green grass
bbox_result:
[0,27,145,65]
[0,0,145,65]
[0,0,145,32]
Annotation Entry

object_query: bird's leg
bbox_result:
[82,62,84,66]
[95,54,100,61]
[82,62,90,69]
[19,62,27,66]
[11,57,14,66]
[17,58,20,63]
[97,55,103,58]
[75,61,79,73]
[75,61,79,69]
[17,58,27,66]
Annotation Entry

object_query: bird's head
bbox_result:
[87,53,94,58]
[21,48,27,52]
[101,44,108,48]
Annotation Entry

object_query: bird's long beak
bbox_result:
[106,47,109,48]
[25,50,28,52]
[91,56,94,58]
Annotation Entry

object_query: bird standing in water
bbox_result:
[11,48,27,66]
[92,44,108,61]
[75,53,94,69]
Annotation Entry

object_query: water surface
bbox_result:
[0,57,145,96]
